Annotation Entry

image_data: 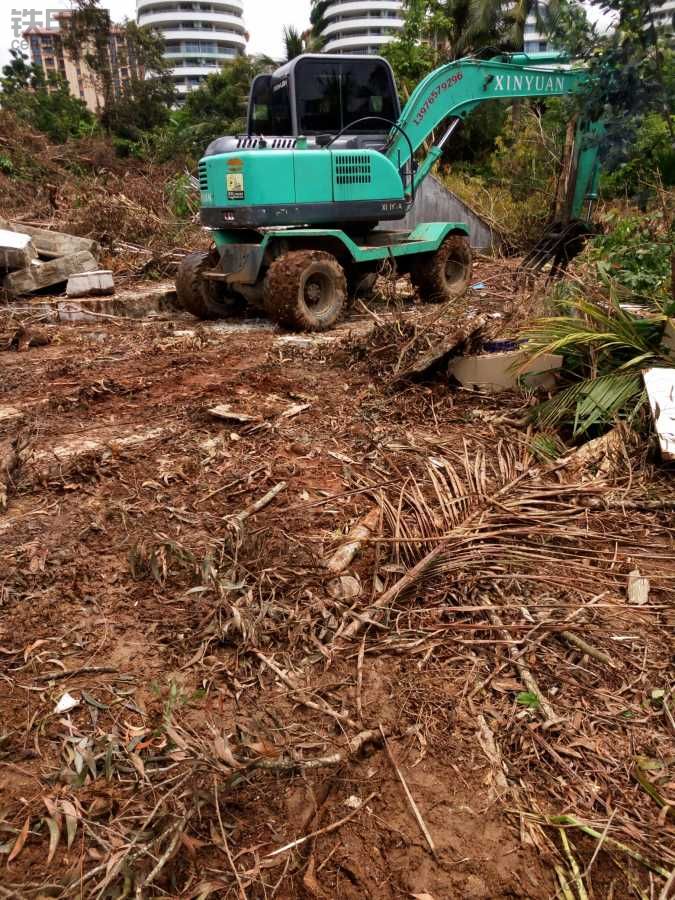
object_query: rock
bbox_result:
[327,575,362,600]
[2,222,99,259]
[66,269,115,298]
[4,251,98,296]
[0,230,38,272]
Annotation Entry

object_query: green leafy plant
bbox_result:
[517,691,541,709]
[0,156,14,176]
[166,173,199,219]
[588,212,673,300]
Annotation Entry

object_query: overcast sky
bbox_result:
[0,0,313,70]
[0,1,611,73]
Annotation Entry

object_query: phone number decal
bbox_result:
[413,72,464,126]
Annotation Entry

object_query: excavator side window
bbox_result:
[249,74,293,135]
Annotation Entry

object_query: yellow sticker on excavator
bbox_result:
[227,173,245,200]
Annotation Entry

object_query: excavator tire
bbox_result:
[263,250,346,332]
[410,235,473,304]
[175,250,239,320]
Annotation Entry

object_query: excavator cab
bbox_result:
[247,55,401,148]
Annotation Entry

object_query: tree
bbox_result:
[159,57,272,161]
[309,0,330,48]
[550,0,674,175]
[100,22,177,140]
[0,49,94,143]
[62,0,176,129]
[283,26,305,62]
[383,0,438,94]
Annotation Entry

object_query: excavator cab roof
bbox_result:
[246,54,401,138]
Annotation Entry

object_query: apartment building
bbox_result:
[24,10,142,112]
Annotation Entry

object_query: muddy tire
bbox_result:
[175,250,238,320]
[410,235,472,304]
[263,250,346,332]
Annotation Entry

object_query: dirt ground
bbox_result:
[0,265,674,899]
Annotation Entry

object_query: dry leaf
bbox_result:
[7,817,30,865]
[44,816,61,865]
[213,736,243,769]
[327,575,361,601]
[128,752,146,780]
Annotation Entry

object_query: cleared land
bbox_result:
[0,265,673,899]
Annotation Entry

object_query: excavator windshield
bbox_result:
[248,55,400,137]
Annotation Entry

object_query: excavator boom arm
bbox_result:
[386,52,599,220]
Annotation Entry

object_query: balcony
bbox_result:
[323,32,394,52]
[158,27,247,45]
[137,0,243,11]
[324,0,402,19]
[137,9,245,30]
[322,16,404,38]
[170,64,223,77]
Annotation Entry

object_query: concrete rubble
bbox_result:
[0,217,103,297]
[0,230,37,272]
[66,269,115,298]
[4,251,99,295]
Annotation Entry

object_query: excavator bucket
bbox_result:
[520,220,600,281]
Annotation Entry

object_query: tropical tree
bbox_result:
[0,49,94,142]
[283,26,305,62]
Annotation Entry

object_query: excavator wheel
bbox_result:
[175,250,239,320]
[263,250,346,332]
[411,235,472,304]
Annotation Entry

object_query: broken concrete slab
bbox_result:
[66,269,115,298]
[448,349,563,393]
[4,251,98,296]
[55,285,177,322]
[644,367,675,461]
[19,425,167,484]
[0,230,38,272]
[2,221,100,260]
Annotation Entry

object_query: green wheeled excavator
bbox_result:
[177,51,601,331]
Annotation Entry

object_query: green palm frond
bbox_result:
[532,372,644,436]
[522,294,667,437]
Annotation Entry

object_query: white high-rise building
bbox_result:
[321,0,405,55]
[136,0,247,96]
[523,14,552,54]
[649,0,675,32]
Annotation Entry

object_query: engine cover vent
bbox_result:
[335,153,372,186]
[236,137,297,150]
[198,161,208,191]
